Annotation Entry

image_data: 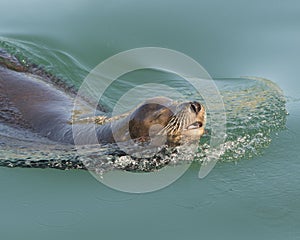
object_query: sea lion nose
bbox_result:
[190,101,201,114]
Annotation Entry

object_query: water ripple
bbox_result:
[0,39,287,173]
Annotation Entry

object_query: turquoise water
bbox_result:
[1,0,300,239]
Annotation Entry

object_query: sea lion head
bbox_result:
[128,97,206,145]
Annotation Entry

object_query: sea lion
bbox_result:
[0,50,206,146]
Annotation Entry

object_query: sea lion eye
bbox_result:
[153,107,173,121]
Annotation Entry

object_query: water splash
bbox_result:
[0,39,287,172]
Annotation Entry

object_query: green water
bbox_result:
[1,0,300,239]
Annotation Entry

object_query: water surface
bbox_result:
[0,0,299,239]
